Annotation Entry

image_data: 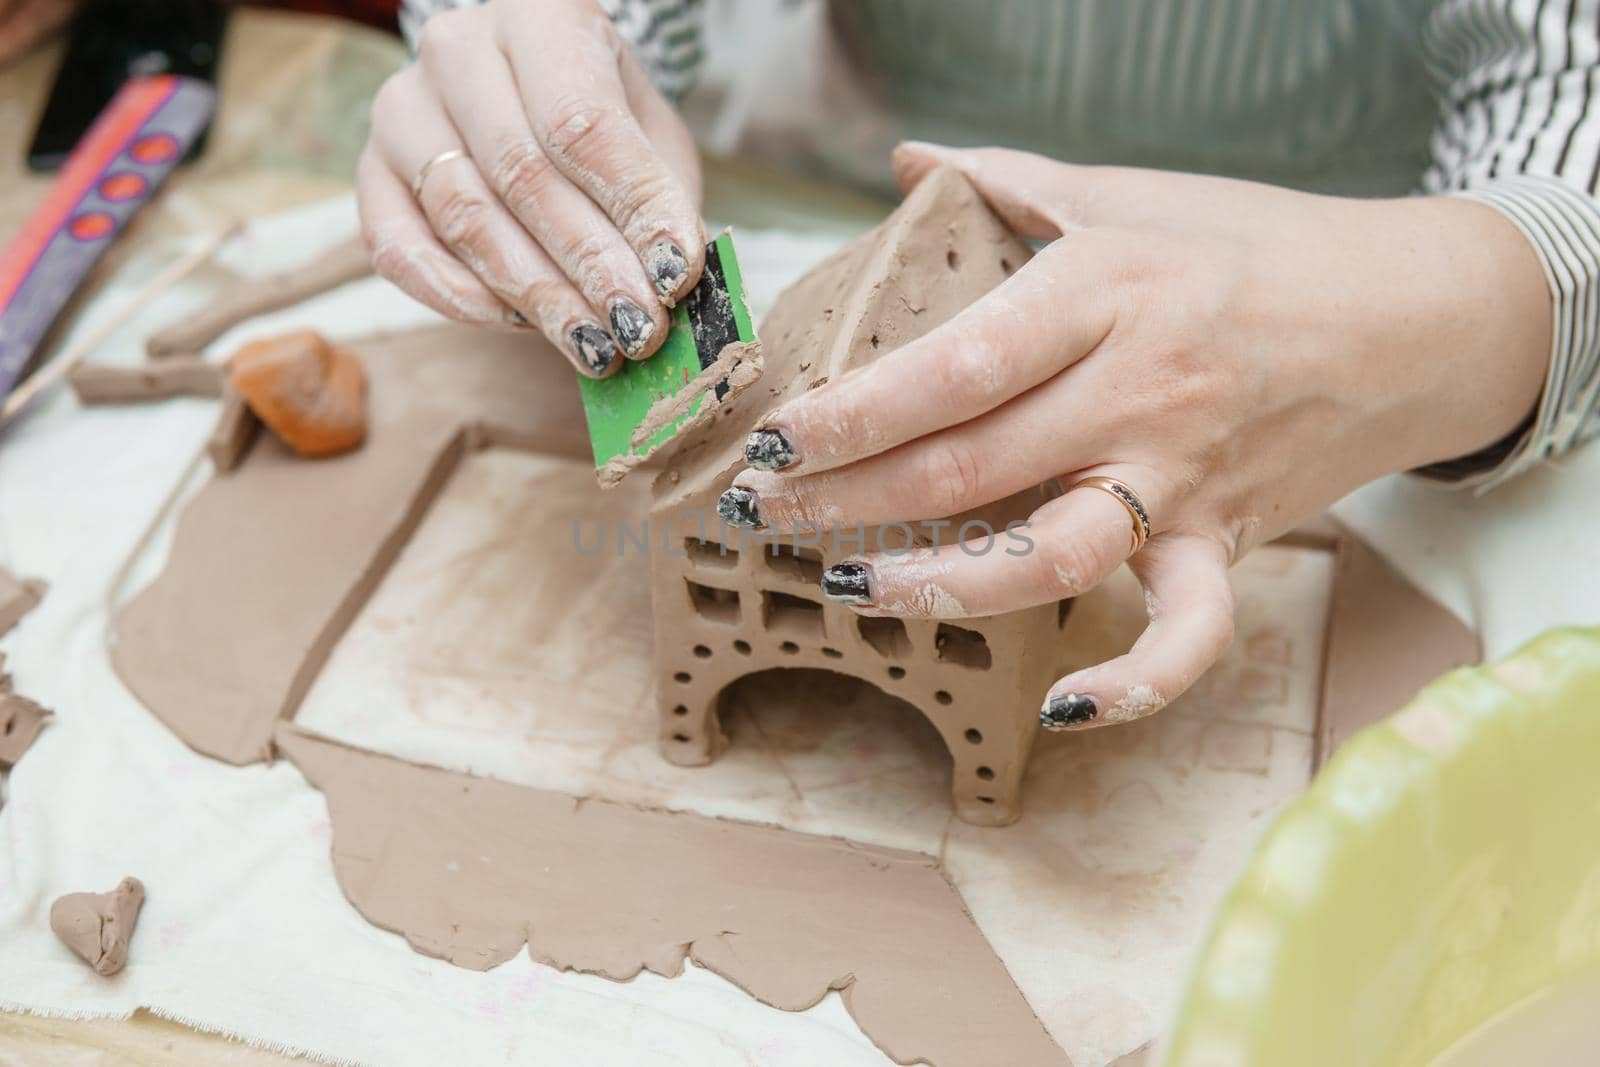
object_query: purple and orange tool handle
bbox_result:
[0,74,216,400]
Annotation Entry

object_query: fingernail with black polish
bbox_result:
[716,486,763,529]
[644,239,689,301]
[820,562,872,606]
[609,298,655,357]
[509,309,533,327]
[744,428,796,471]
[570,323,619,375]
[1039,693,1098,731]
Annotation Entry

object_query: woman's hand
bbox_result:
[357,0,705,378]
[722,142,1550,730]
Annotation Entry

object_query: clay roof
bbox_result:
[652,166,1035,513]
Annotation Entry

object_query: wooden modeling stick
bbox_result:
[145,234,373,358]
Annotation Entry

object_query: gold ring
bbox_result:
[411,148,471,199]
[1070,475,1151,553]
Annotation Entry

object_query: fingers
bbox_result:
[357,147,520,330]
[892,142,1087,241]
[744,242,1117,478]
[722,363,1109,532]
[1039,534,1235,731]
[892,141,1279,240]
[368,68,623,377]
[419,12,674,359]
[495,2,706,305]
[811,465,1171,619]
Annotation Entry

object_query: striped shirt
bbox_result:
[401,0,1600,491]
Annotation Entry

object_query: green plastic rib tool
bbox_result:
[578,232,756,472]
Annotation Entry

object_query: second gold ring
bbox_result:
[1070,475,1152,553]
[411,147,471,199]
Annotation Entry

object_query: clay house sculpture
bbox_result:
[646,167,1071,827]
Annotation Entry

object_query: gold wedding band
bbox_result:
[411,148,471,199]
[1070,476,1151,553]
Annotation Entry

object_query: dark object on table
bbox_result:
[27,0,227,172]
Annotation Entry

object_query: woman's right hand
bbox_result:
[357,0,706,378]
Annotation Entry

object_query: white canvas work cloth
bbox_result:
[0,196,1593,1067]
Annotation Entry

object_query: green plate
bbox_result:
[1167,627,1600,1066]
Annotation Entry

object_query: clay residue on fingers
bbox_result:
[867,550,969,618]
[389,243,514,326]
[1103,684,1165,724]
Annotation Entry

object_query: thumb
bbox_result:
[892,142,1089,241]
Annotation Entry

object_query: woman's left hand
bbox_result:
[720,142,1550,730]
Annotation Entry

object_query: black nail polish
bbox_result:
[509,310,533,327]
[717,486,763,529]
[609,298,655,356]
[1039,694,1098,731]
[820,562,872,606]
[744,428,796,471]
[644,240,689,300]
[569,323,619,375]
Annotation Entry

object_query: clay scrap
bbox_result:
[113,324,593,764]
[0,567,45,638]
[146,233,373,358]
[206,385,261,473]
[230,330,367,458]
[0,685,53,771]
[0,684,53,809]
[278,725,1069,1067]
[0,575,52,806]
[69,358,225,406]
[49,876,145,976]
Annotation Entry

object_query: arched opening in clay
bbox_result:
[713,667,954,789]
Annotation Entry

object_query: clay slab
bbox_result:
[111,324,592,764]
[277,724,1067,1067]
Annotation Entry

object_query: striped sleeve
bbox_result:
[1419,0,1600,490]
[399,0,707,100]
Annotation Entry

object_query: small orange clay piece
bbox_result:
[229,330,366,457]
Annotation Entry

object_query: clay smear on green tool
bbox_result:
[578,233,756,470]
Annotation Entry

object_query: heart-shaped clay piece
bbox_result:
[50,876,145,976]
[230,330,367,458]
